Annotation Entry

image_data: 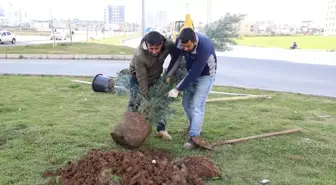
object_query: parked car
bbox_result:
[0,31,16,44]
[50,32,67,40]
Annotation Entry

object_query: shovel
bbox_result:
[192,128,303,150]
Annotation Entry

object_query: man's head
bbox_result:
[180,28,197,52]
[145,31,163,56]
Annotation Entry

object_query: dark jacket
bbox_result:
[167,33,217,90]
[129,35,180,96]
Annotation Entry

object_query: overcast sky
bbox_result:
[1,0,328,24]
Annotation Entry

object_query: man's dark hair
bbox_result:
[145,31,163,45]
[180,28,196,44]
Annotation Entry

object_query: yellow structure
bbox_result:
[170,14,195,41]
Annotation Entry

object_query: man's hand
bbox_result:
[168,88,179,98]
[166,77,172,84]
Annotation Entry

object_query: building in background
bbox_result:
[145,12,155,28]
[155,11,168,30]
[0,5,4,17]
[104,5,125,25]
[325,0,336,35]
[0,3,29,26]
[145,11,168,30]
[0,4,5,27]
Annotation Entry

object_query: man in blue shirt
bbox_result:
[167,28,217,149]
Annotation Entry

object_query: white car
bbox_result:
[50,32,67,40]
[0,31,16,44]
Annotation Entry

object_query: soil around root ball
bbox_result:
[45,149,221,185]
[111,112,152,149]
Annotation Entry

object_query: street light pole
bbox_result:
[186,3,189,13]
[207,0,212,24]
[49,9,56,48]
[141,0,145,36]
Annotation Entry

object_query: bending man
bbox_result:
[167,28,217,149]
[128,31,180,141]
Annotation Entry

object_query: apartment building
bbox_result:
[104,5,125,25]
[326,0,336,35]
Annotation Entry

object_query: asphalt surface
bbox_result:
[1,57,335,97]
[124,37,336,66]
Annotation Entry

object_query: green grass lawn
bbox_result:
[0,35,138,55]
[89,34,139,46]
[235,36,336,50]
[0,75,335,185]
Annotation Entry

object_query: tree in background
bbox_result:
[204,13,246,51]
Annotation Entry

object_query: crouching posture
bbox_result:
[128,31,180,141]
[167,28,217,149]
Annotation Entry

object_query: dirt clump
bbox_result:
[110,112,152,149]
[182,156,221,179]
[44,149,221,185]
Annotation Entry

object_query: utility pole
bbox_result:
[123,22,126,36]
[86,24,89,42]
[207,0,212,24]
[68,19,72,44]
[49,9,56,47]
[141,0,145,36]
[95,21,98,37]
[186,3,189,13]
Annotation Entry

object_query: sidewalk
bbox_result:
[217,46,336,66]
[0,53,133,60]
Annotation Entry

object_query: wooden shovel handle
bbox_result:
[212,128,303,147]
[206,95,270,103]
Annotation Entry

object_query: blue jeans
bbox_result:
[127,74,166,132]
[182,75,215,137]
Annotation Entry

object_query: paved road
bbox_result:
[1,57,335,97]
[124,37,336,66]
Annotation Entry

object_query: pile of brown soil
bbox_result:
[42,149,221,185]
[110,112,152,149]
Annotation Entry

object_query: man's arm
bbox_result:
[134,57,149,97]
[166,38,182,75]
[176,48,212,91]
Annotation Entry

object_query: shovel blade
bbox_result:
[192,137,214,150]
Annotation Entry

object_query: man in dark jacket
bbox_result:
[166,28,217,149]
[128,31,180,141]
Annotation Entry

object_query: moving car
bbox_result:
[0,30,16,44]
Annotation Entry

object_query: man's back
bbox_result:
[177,33,217,77]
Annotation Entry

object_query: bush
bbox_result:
[204,13,245,51]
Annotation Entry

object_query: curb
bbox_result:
[0,73,96,78]
[235,45,335,53]
[121,36,140,43]
[0,73,120,79]
[0,54,133,60]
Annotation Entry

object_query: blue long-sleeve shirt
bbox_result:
[167,33,217,91]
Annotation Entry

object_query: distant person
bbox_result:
[290,42,298,49]
[127,31,180,141]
